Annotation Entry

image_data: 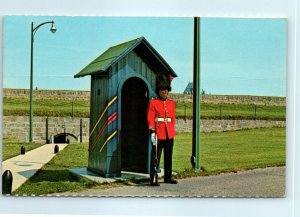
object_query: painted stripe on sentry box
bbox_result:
[90,112,117,150]
[99,130,117,153]
[89,96,117,138]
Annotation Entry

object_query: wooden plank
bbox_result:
[141,61,146,78]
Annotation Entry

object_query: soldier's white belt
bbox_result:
[155,117,172,122]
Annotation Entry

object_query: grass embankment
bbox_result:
[3,98,285,120]
[8,127,285,195]
[3,98,90,117]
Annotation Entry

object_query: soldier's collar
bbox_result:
[158,96,167,101]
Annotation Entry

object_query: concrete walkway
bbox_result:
[2,143,68,192]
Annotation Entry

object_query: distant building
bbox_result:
[183,82,193,94]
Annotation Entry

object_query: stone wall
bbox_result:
[3,116,89,143]
[3,88,286,105]
[3,116,285,143]
[203,119,285,132]
[176,119,286,133]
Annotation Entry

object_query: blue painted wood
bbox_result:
[88,45,172,177]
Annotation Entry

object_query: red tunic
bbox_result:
[147,97,176,140]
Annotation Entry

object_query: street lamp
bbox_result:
[29,20,56,142]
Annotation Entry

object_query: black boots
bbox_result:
[150,173,160,186]
[164,178,178,184]
[150,175,178,186]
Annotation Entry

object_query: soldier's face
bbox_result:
[159,89,169,99]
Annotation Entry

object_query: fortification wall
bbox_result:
[3,88,90,101]
[176,119,285,133]
[3,116,89,143]
[3,89,285,142]
[3,116,285,143]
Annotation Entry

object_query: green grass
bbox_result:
[172,127,285,175]
[176,102,286,120]
[3,98,90,117]
[10,127,286,195]
[3,98,285,120]
[2,138,43,161]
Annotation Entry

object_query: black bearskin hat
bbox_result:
[156,73,172,95]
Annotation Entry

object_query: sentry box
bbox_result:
[74,37,177,178]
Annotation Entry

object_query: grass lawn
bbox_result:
[172,127,285,176]
[3,98,90,117]
[10,127,285,195]
[2,138,43,161]
[3,98,285,120]
[200,103,285,120]
[176,102,286,120]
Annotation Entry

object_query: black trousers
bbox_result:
[151,138,174,180]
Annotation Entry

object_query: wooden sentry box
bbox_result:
[74,37,177,178]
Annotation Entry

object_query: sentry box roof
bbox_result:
[74,37,177,78]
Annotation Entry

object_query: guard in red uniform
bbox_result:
[147,78,178,186]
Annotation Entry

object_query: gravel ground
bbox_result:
[55,166,285,198]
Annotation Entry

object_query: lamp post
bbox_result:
[29,20,56,142]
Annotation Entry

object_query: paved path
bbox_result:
[57,166,285,198]
[2,143,68,192]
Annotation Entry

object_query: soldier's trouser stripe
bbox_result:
[89,96,117,138]
[90,112,117,150]
[99,130,117,153]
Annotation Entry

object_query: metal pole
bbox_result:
[80,119,83,143]
[72,101,74,119]
[29,22,34,142]
[184,103,187,121]
[46,117,49,144]
[191,17,201,170]
[64,124,66,142]
[29,20,56,143]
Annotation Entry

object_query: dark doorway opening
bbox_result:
[121,77,149,173]
[54,133,77,144]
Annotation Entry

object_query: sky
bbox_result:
[3,16,286,96]
[201,18,286,96]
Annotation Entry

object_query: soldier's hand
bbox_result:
[151,133,156,144]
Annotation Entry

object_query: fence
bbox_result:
[176,103,286,120]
